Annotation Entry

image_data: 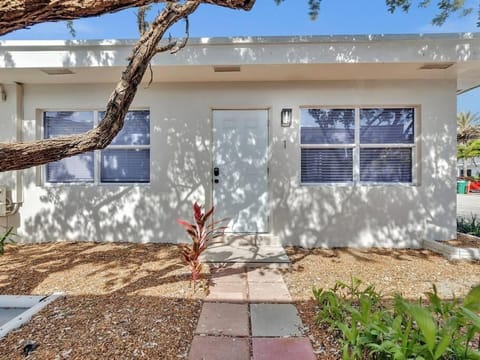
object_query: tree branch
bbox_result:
[155,16,190,54]
[0,0,255,36]
[0,0,255,172]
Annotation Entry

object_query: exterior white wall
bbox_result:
[2,79,456,247]
[0,84,21,230]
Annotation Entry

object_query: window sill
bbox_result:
[43,182,151,188]
[300,182,419,187]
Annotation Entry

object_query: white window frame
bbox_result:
[42,109,151,186]
[300,106,419,186]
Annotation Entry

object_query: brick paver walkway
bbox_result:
[188,266,316,360]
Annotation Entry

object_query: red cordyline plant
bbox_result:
[177,202,227,287]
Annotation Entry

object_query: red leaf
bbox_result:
[193,202,203,222]
[177,219,195,232]
[203,206,214,222]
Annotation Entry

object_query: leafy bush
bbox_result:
[177,202,227,287]
[458,215,480,237]
[0,226,15,255]
[313,278,480,359]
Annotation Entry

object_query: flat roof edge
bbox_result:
[1,32,480,48]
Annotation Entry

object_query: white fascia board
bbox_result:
[2,33,480,69]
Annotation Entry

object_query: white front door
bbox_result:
[212,109,269,233]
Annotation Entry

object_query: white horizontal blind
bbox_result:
[300,107,416,184]
[44,111,95,183]
[99,110,150,183]
[360,108,414,183]
[44,111,94,137]
[300,108,354,183]
[360,148,412,182]
[301,149,353,183]
[101,149,150,183]
[44,110,150,184]
[360,108,414,144]
[301,108,355,144]
[99,110,150,146]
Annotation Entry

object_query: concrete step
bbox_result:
[211,234,282,247]
[201,243,290,268]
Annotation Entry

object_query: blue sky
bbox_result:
[1,0,479,113]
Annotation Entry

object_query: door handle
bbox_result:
[213,167,220,176]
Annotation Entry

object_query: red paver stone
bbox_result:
[252,337,316,360]
[188,336,250,360]
[195,302,249,336]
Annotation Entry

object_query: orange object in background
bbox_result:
[469,181,480,192]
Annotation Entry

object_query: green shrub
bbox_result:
[313,278,480,359]
[457,215,480,237]
[0,226,15,255]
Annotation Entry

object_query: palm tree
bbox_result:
[457,111,480,177]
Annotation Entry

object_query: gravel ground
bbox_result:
[446,232,480,248]
[0,242,206,359]
[0,243,479,360]
[283,247,480,359]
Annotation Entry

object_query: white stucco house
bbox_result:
[0,33,479,248]
[457,157,480,178]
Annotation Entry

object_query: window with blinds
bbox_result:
[301,148,353,183]
[300,107,416,184]
[300,108,355,183]
[360,108,414,183]
[44,110,150,184]
[45,111,95,183]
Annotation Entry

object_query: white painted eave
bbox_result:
[1,33,480,91]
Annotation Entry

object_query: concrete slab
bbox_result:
[252,337,316,360]
[201,244,290,265]
[205,282,248,303]
[248,282,292,303]
[212,234,283,246]
[250,304,303,337]
[188,336,250,360]
[195,302,249,336]
[247,268,286,283]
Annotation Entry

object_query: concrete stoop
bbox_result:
[202,234,290,268]
[211,234,283,247]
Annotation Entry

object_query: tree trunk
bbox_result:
[0,0,255,36]
[464,157,468,178]
[0,0,255,172]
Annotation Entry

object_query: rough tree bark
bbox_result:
[0,0,255,172]
[0,0,255,36]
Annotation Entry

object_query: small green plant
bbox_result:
[313,278,480,359]
[458,215,480,237]
[0,226,15,255]
[177,202,227,287]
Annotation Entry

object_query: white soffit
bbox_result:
[1,33,480,90]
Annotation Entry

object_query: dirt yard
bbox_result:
[0,243,478,359]
[0,242,206,359]
[446,232,480,248]
[283,247,480,359]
